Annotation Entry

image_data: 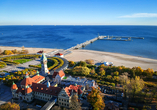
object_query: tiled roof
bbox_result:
[25,87,32,94]
[20,75,35,86]
[32,75,45,83]
[32,83,61,96]
[55,53,63,56]
[16,87,26,95]
[52,70,65,78]
[64,85,82,97]
[11,83,18,90]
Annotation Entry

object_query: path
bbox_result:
[0,59,40,72]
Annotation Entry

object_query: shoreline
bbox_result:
[0,46,157,71]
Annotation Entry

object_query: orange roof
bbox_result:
[55,53,63,56]
[16,87,26,95]
[25,87,32,94]
[20,77,35,86]
[64,85,82,97]
[11,83,18,90]
[52,70,65,78]
[32,75,45,83]
[32,83,61,96]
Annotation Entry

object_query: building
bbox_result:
[61,76,98,90]
[11,73,61,102]
[40,53,50,76]
[55,53,64,58]
[37,50,46,55]
[52,70,65,84]
[58,84,84,108]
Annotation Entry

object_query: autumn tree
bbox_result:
[77,61,87,67]
[114,71,119,76]
[125,76,144,99]
[87,87,105,110]
[90,68,95,74]
[69,61,75,67]
[0,102,20,110]
[72,66,90,75]
[70,95,81,110]
[12,49,18,54]
[3,50,13,55]
[119,72,129,85]
[99,68,105,76]
[85,59,94,65]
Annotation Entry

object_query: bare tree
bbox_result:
[70,95,81,110]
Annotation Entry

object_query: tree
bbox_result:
[87,87,105,110]
[3,50,13,55]
[125,76,144,99]
[0,102,20,110]
[119,72,129,85]
[85,59,94,65]
[114,71,119,76]
[72,66,90,75]
[77,61,87,67]
[70,95,81,110]
[99,68,105,76]
[69,61,75,67]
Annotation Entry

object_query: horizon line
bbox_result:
[0,24,157,26]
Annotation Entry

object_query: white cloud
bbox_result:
[119,13,157,18]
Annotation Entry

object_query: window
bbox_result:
[62,99,63,101]
[67,104,69,106]
[67,100,68,102]
[64,99,66,102]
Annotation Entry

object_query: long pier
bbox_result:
[66,36,106,50]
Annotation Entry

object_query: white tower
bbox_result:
[40,53,50,76]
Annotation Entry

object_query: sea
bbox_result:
[0,25,157,59]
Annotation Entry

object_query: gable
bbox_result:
[58,89,69,98]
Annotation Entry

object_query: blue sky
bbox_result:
[0,0,157,25]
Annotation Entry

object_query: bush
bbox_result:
[0,61,6,68]
[110,83,115,87]
[68,61,75,67]
[85,59,94,65]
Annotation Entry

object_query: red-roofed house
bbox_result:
[58,84,84,108]
[52,70,65,84]
[37,50,46,55]
[55,53,64,58]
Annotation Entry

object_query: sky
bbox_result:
[0,0,157,25]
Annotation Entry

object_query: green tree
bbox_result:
[113,71,119,76]
[77,61,87,67]
[72,66,90,75]
[87,87,105,110]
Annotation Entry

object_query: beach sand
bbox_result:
[0,46,157,71]
[65,49,157,71]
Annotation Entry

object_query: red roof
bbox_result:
[25,87,32,94]
[20,77,35,86]
[11,83,18,90]
[37,50,45,53]
[65,85,82,97]
[16,87,26,95]
[32,83,61,96]
[32,75,45,83]
[52,70,65,78]
[55,53,63,56]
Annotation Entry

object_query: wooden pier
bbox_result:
[66,36,106,50]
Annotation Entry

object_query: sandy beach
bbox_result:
[65,49,157,71]
[0,46,157,71]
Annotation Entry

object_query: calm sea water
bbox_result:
[0,25,157,59]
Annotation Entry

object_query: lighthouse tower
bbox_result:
[40,53,50,76]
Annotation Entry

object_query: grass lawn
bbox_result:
[63,76,67,79]
[13,59,32,64]
[38,62,53,68]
